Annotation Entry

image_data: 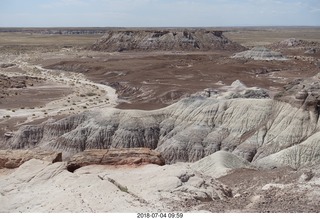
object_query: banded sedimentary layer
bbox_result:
[5,74,320,169]
[91,29,245,52]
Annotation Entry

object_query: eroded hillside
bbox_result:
[2,27,320,213]
[4,73,320,170]
[91,29,246,52]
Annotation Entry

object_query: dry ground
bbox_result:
[1,27,320,213]
[224,27,320,47]
[1,27,320,123]
[44,50,319,110]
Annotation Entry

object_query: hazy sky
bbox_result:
[0,0,319,27]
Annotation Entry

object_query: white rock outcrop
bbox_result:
[0,159,231,212]
[191,151,254,178]
[5,96,320,169]
[231,47,288,61]
[5,74,320,169]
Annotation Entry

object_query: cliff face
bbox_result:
[90,29,246,52]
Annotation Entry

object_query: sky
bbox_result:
[0,0,319,27]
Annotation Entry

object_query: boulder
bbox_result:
[67,148,165,172]
[0,149,62,169]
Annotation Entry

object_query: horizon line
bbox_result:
[1,25,320,29]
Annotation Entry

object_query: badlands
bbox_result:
[1,27,320,212]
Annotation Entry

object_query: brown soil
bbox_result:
[212,168,319,213]
[0,74,72,139]
[171,167,320,213]
[1,27,319,126]
[45,50,319,110]
[0,79,71,109]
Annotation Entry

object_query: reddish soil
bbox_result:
[45,50,319,110]
[0,74,72,137]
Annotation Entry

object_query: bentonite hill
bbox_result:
[91,29,246,52]
[1,27,320,213]
[231,47,288,61]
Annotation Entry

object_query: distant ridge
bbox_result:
[90,29,246,52]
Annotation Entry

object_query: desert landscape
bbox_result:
[1,26,320,213]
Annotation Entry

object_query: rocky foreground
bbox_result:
[0,149,319,212]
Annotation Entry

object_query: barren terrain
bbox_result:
[1,27,320,213]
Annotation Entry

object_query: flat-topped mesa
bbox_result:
[90,29,246,52]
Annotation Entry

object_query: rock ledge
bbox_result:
[67,148,165,172]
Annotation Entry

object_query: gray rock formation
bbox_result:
[91,29,246,52]
[231,47,288,61]
[277,38,305,47]
[275,73,320,111]
[5,75,320,169]
[191,151,254,178]
[0,63,15,68]
[2,100,318,167]
[305,48,318,54]
[269,38,320,49]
